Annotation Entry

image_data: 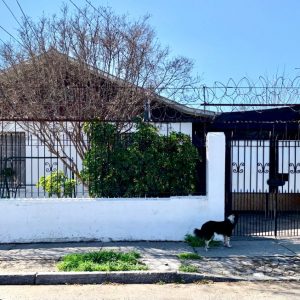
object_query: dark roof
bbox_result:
[150,95,216,122]
[212,105,300,130]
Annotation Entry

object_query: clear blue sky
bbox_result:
[0,0,300,86]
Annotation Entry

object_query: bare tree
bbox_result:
[0,3,200,180]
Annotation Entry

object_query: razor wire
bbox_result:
[192,76,300,113]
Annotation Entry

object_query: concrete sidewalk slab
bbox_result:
[0,242,193,273]
[186,256,300,280]
[0,239,299,284]
[194,240,296,257]
[277,238,300,256]
[0,242,193,260]
[0,242,105,260]
[99,242,193,272]
[0,241,192,260]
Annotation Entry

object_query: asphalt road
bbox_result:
[0,282,299,300]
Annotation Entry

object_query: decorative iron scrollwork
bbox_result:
[232,162,245,173]
[288,162,300,174]
[257,162,269,174]
[45,162,58,173]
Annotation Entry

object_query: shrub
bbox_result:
[37,171,76,197]
[82,121,199,197]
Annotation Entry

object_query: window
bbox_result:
[0,133,26,187]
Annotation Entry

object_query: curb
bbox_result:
[0,271,299,285]
[0,273,36,285]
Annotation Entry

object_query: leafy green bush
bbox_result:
[82,121,199,197]
[37,171,76,197]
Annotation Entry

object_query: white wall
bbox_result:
[0,132,226,243]
[0,196,206,243]
[154,122,192,137]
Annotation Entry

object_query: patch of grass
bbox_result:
[57,250,148,272]
[184,234,221,248]
[179,264,198,273]
[177,252,202,260]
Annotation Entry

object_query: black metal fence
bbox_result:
[226,137,300,237]
[0,121,88,198]
[0,120,205,199]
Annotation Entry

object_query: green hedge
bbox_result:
[82,121,199,197]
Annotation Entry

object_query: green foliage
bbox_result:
[177,252,202,260]
[57,250,148,272]
[82,121,199,197]
[179,264,199,273]
[37,171,76,198]
[184,234,221,248]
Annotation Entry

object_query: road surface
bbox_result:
[0,281,299,299]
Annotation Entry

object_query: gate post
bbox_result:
[269,136,279,237]
[206,132,225,220]
[224,133,232,215]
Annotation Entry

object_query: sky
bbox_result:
[0,0,300,86]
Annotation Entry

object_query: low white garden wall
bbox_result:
[0,132,225,243]
[0,196,209,243]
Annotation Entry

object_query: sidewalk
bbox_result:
[0,237,299,284]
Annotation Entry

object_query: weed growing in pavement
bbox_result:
[179,264,199,273]
[184,234,221,248]
[57,250,148,272]
[177,252,202,260]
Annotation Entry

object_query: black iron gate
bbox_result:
[226,137,300,237]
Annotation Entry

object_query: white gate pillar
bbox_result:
[206,132,226,220]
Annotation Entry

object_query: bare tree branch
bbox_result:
[0,3,199,180]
